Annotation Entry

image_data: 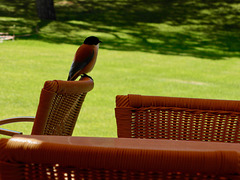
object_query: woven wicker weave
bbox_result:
[0,76,94,136]
[115,94,240,143]
[0,135,239,180]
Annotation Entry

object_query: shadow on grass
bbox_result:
[0,0,239,60]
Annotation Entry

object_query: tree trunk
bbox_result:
[35,0,56,20]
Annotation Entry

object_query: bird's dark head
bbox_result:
[84,36,102,45]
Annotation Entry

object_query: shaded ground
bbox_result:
[0,0,240,59]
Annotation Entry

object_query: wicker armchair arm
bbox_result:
[1,136,240,179]
[0,128,23,136]
[0,117,35,136]
[1,136,240,175]
[0,116,35,125]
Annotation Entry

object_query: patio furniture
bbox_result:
[115,94,240,143]
[0,32,14,43]
[0,135,239,179]
[0,76,94,136]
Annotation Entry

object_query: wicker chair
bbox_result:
[0,76,94,136]
[115,94,240,143]
[0,135,239,179]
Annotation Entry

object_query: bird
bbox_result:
[67,36,101,81]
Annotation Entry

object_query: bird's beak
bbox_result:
[99,40,102,43]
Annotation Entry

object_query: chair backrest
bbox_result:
[31,76,94,135]
[115,94,240,143]
[1,135,240,179]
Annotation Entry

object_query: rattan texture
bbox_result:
[15,164,238,180]
[0,77,93,136]
[115,94,240,143]
[31,76,94,135]
[1,136,240,180]
[42,93,86,135]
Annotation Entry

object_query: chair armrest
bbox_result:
[0,117,35,136]
[0,116,35,125]
[1,136,240,176]
[0,128,23,136]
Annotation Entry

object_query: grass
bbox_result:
[0,0,240,138]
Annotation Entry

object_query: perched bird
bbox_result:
[67,36,101,81]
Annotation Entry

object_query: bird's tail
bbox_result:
[67,75,72,81]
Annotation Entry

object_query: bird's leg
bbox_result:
[81,74,93,80]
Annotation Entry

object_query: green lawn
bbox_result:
[0,0,240,138]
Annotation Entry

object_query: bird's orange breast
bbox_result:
[74,44,99,74]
